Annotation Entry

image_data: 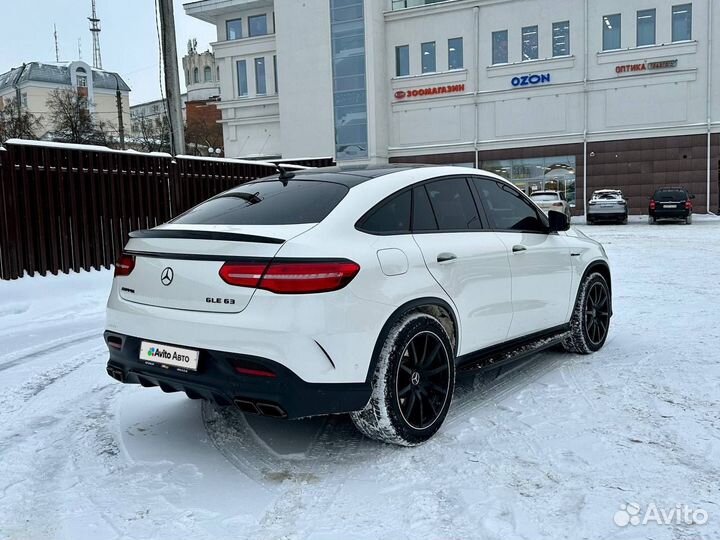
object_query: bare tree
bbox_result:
[132,114,171,153]
[46,88,115,146]
[0,98,40,143]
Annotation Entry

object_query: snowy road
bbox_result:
[1,217,719,540]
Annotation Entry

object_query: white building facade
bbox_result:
[185,0,720,213]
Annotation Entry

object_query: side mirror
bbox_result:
[548,209,570,232]
[690,194,696,199]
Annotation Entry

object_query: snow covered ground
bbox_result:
[1,216,719,540]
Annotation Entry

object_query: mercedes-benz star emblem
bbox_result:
[160,267,174,286]
[411,371,421,386]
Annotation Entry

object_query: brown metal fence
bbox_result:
[0,141,333,280]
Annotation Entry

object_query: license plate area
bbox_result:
[140,341,200,372]
[663,204,678,208]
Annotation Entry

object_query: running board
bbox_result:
[457,325,570,373]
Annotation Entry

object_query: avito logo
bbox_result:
[511,73,551,87]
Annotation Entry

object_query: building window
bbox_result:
[217,66,220,81]
[672,4,692,42]
[21,93,28,107]
[236,60,248,96]
[481,156,577,208]
[226,18,242,40]
[193,67,199,83]
[552,21,570,56]
[492,30,508,64]
[603,14,621,51]
[330,0,368,160]
[76,75,88,87]
[254,57,266,94]
[273,55,278,93]
[421,41,436,73]
[521,25,538,60]
[248,14,268,37]
[637,9,656,46]
[204,66,212,82]
[448,37,463,70]
[395,45,409,76]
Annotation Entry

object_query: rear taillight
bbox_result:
[219,262,268,288]
[649,199,656,210]
[685,200,692,210]
[219,260,360,294]
[114,254,135,277]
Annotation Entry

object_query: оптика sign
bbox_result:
[615,59,678,74]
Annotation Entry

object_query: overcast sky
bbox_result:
[0,0,217,104]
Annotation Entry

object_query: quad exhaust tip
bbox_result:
[106,366,125,383]
[234,398,287,418]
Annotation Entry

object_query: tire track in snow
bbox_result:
[0,330,101,373]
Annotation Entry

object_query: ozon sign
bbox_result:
[394,84,465,101]
[511,73,551,87]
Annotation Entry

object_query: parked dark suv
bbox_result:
[649,187,694,224]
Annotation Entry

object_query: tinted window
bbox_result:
[412,186,438,231]
[421,41,436,73]
[473,178,548,232]
[492,30,508,64]
[522,25,539,61]
[672,4,692,42]
[448,37,463,70]
[425,178,482,230]
[603,14,621,51]
[653,189,688,201]
[360,191,411,233]
[396,45,409,76]
[226,18,242,40]
[173,181,348,225]
[248,14,268,37]
[552,21,570,56]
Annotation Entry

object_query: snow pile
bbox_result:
[1,219,719,539]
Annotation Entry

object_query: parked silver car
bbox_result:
[529,191,572,222]
[587,189,628,225]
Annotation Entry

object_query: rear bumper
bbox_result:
[650,209,690,219]
[587,209,627,221]
[105,332,371,419]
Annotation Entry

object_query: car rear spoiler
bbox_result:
[128,229,285,245]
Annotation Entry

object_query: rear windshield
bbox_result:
[653,189,687,201]
[530,193,560,201]
[593,192,622,200]
[172,180,349,225]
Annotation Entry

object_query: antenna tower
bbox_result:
[54,24,60,62]
[88,0,102,69]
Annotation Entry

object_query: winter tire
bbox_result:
[562,272,611,354]
[685,214,692,225]
[648,215,655,224]
[351,312,455,446]
[621,216,628,225]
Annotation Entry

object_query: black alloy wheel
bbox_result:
[584,281,610,345]
[396,331,451,430]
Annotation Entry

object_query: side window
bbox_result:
[412,186,438,231]
[425,177,482,230]
[472,177,548,232]
[359,190,411,234]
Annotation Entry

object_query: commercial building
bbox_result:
[185,0,719,213]
[0,60,131,140]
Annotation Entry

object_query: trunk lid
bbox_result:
[117,224,313,313]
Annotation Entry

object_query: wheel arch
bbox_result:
[364,297,459,385]
[578,260,613,317]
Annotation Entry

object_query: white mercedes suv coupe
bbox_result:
[105,165,612,446]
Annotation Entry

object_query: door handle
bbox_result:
[437,252,457,263]
[512,245,527,253]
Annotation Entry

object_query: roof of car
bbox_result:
[249,163,435,188]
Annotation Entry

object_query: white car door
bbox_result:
[471,177,573,339]
[410,178,513,355]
